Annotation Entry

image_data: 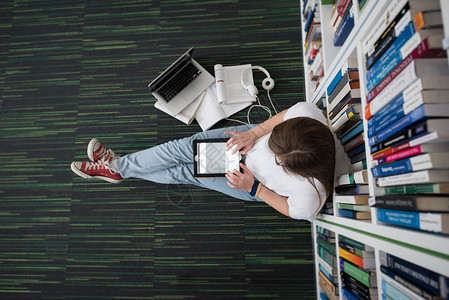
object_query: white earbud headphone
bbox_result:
[241,66,275,97]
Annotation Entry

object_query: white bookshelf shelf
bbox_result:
[301,0,449,298]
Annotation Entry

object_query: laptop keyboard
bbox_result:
[158,63,202,102]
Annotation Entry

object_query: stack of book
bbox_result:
[303,0,324,92]
[328,58,365,170]
[335,168,371,220]
[330,0,355,46]
[339,235,377,299]
[316,226,339,300]
[379,250,449,299]
[363,0,449,235]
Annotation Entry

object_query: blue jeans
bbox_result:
[116,124,263,202]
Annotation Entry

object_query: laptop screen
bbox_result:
[148,48,194,92]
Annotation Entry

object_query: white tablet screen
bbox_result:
[197,142,240,174]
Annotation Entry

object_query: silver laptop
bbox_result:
[148,47,215,115]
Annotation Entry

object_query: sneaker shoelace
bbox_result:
[85,159,117,174]
[97,146,116,161]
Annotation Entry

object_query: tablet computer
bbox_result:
[193,138,242,178]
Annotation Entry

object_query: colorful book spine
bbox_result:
[365,2,411,69]
[327,58,358,96]
[341,122,364,145]
[377,208,449,235]
[377,170,449,187]
[376,144,447,165]
[367,88,432,138]
[371,153,449,177]
[317,236,336,256]
[365,39,446,106]
[369,105,434,147]
[340,258,376,288]
[370,120,449,154]
[379,251,443,296]
[340,287,360,300]
[343,132,364,153]
[366,21,416,89]
[333,2,354,46]
[381,265,438,300]
[339,248,374,269]
[371,131,448,160]
[382,183,449,194]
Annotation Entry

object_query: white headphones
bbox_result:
[241,66,275,97]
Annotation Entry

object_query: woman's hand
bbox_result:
[224,130,258,154]
[226,163,255,192]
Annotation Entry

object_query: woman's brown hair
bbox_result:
[268,117,336,207]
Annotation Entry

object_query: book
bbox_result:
[365,55,449,116]
[338,241,374,259]
[318,245,337,268]
[339,248,375,269]
[413,10,443,31]
[155,90,206,125]
[320,263,337,284]
[319,275,339,300]
[332,104,361,132]
[317,236,336,256]
[381,265,444,300]
[361,0,440,55]
[335,184,369,195]
[319,270,339,296]
[370,120,449,154]
[377,208,449,234]
[365,58,449,116]
[339,209,371,220]
[331,102,359,124]
[347,143,365,159]
[339,235,374,252]
[329,85,360,113]
[366,24,444,91]
[369,195,449,212]
[317,225,336,238]
[317,255,337,278]
[379,250,447,297]
[349,151,365,164]
[381,183,449,195]
[341,121,364,145]
[337,170,369,185]
[214,64,256,104]
[368,105,449,147]
[374,143,449,165]
[328,71,359,104]
[377,170,449,187]
[327,58,358,96]
[340,258,377,288]
[343,132,364,153]
[336,114,361,138]
[333,2,354,47]
[382,275,427,300]
[337,203,370,212]
[341,272,378,300]
[365,1,411,70]
[329,93,360,120]
[341,287,363,300]
[335,194,369,205]
[372,131,449,161]
[371,152,449,178]
[367,88,449,138]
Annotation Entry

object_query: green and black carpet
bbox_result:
[0,0,315,298]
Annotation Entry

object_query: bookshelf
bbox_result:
[301,0,449,299]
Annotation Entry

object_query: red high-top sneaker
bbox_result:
[87,138,117,162]
[70,159,122,184]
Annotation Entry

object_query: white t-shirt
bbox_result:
[245,102,329,221]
